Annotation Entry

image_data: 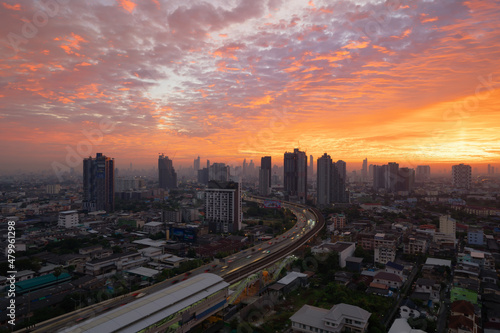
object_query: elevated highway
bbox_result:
[25,196,324,332]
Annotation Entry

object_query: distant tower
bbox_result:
[317,154,347,206]
[309,155,314,179]
[83,153,115,212]
[452,164,472,190]
[386,162,399,192]
[284,148,307,203]
[158,154,177,189]
[194,156,200,172]
[362,158,368,180]
[209,163,229,182]
[336,160,347,181]
[416,165,431,182]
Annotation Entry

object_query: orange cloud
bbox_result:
[342,40,370,49]
[117,0,136,13]
[2,2,20,10]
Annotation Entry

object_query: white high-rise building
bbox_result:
[205,181,241,233]
[452,164,472,190]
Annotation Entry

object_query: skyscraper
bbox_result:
[209,163,230,182]
[452,164,472,190]
[261,156,272,184]
[83,153,114,212]
[316,153,332,206]
[362,158,368,180]
[260,156,272,195]
[158,154,177,189]
[336,160,347,181]
[416,165,431,182]
[284,148,307,203]
[242,158,247,177]
[194,156,200,172]
[397,167,415,192]
[372,165,385,190]
[205,180,241,233]
[309,154,314,179]
[317,153,347,206]
[386,162,399,192]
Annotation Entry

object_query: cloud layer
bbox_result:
[0,0,499,172]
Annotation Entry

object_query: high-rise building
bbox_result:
[260,156,272,196]
[372,165,386,190]
[362,158,368,180]
[309,154,314,179]
[194,156,201,172]
[209,163,229,182]
[336,160,347,181]
[373,163,404,192]
[197,168,209,185]
[83,153,115,212]
[316,153,332,206]
[248,160,255,178]
[205,180,241,233]
[284,148,307,203]
[397,167,415,192]
[158,154,177,189]
[368,164,374,180]
[259,168,270,196]
[416,165,431,182]
[242,159,247,177]
[452,164,472,190]
[261,157,272,183]
[386,162,399,192]
[316,153,347,206]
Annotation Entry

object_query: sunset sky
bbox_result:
[1,0,499,174]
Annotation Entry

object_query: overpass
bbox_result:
[25,197,324,333]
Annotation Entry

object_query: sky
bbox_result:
[0,0,500,174]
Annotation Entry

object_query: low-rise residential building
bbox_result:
[373,272,403,290]
[414,278,441,302]
[143,222,164,234]
[385,261,405,278]
[373,233,397,265]
[290,303,371,333]
[404,236,428,255]
[312,242,355,268]
[468,228,484,246]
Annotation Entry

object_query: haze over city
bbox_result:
[1,0,499,174]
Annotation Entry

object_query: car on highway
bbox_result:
[246,255,251,259]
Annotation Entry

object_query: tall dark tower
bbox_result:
[260,156,272,196]
[284,148,307,203]
[158,154,177,189]
[83,153,115,212]
[261,156,272,184]
[317,153,347,206]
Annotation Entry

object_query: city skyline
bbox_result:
[1,0,500,174]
